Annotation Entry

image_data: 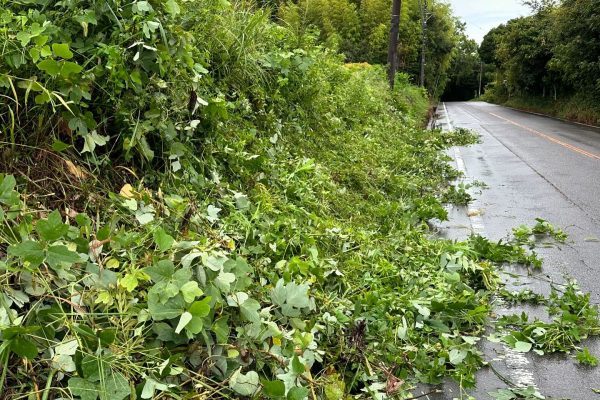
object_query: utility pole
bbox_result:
[478,60,483,97]
[387,0,402,89]
[419,0,428,88]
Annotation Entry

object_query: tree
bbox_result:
[422,1,458,97]
[278,0,458,95]
[552,0,600,94]
[443,23,481,100]
[388,0,402,88]
[479,25,506,67]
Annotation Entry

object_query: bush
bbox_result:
[0,1,554,399]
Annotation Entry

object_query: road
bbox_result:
[422,102,600,400]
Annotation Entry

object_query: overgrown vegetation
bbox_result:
[0,0,598,399]
[479,0,600,125]
[279,0,459,97]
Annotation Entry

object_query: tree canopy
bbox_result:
[481,0,600,100]
[279,0,459,96]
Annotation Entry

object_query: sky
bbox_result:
[447,0,531,43]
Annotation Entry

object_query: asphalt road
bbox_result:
[421,102,600,400]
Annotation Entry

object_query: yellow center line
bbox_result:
[488,112,600,161]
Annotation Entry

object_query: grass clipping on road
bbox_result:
[0,1,598,399]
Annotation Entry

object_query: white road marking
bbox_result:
[441,103,538,390]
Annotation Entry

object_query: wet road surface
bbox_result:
[423,102,600,400]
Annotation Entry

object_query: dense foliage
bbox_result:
[480,0,600,124]
[441,23,485,101]
[279,0,459,97]
[0,0,598,399]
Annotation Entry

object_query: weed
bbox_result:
[497,282,600,356]
[575,347,599,367]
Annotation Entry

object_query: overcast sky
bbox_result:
[447,0,531,43]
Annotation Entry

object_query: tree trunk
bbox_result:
[419,0,427,87]
[387,0,402,89]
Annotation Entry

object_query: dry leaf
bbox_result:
[386,375,403,395]
[64,160,87,179]
[120,183,135,198]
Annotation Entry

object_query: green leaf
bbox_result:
[16,31,33,47]
[35,91,51,104]
[141,378,169,399]
[175,311,193,334]
[164,0,181,15]
[153,227,174,252]
[120,274,138,292]
[206,204,221,223]
[10,337,38,359]
[60,61,83,77]
[146,260,175,283]
[234,192,250,210]
[291,356,305,375]
[133,1,153,13]
[189,298,211,317]
[81,355,104,381]
[16,24,45,46]
[212,317,230,343]
[186,316,204,334]
[488,389,515,400]
[270,279,310,317]
[203,253,228,271]
[52,139,71,152]
[323,374,345,400]
[8,241,45,267]
[449,348,467,365]
[146,262,191,303]
[148,292,186,321]
[52,354,77,372]
[229,369,259,396]
[262,379,286,397]
[0,175,19,206]
[55,339,78,356]
[37,59,61,76]
[79,356,130,400]
[68,377,98,400]
[98,329,117,346]
[186,297,211,334]
[130,70,142,85]
[240,298,261,323]
[576,347,598,366]
[82,131,109,154]
[214,271,236,293]
[123,198,138,211]
[52,43,74,59]
[135,205,155,225]
[514,341,532,353]
[100,372,130,400]
[287,387,309,400]
[36,210,69,241]
[46,245,82,269]
[137,136,155,161]
[180,281,203,303]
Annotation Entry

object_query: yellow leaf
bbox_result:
[227,348,240,358]
[120,183,135,198]
[106,258,120,269]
